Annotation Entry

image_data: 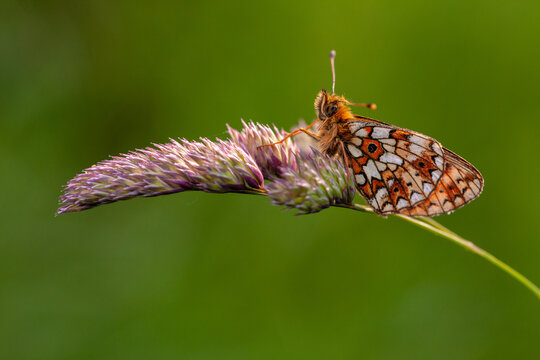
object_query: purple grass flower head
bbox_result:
[227,120,299,178]
[266,149,355,215]
[57,120,355,216]
[57,138,264,214]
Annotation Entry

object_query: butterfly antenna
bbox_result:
[329,50,336,95]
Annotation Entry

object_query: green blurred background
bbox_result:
[1,0,539,359]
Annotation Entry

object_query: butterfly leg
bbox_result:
[339,141,352,184]
[258,120,319,148]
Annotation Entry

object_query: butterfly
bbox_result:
[268,51,483,217]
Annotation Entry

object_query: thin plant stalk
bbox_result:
[420,217,459,237]
[336,203,540,300]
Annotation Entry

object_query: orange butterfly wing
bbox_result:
[344,117,483,216]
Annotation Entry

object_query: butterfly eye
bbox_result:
[326,103,338,117]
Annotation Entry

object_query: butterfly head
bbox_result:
[314,89,352,121]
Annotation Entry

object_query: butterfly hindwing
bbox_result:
[403,148,484,216]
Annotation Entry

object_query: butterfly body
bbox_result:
[313,89,483,217]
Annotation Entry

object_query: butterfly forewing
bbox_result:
[344,118,450,215]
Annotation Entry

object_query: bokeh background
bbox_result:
[1,0,539,359]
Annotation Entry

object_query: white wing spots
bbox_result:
[347,144,363,158]
[383,144,395,153]
[355,173,366,186]
[367,197,378,208]
[431,142,443,156]
[375,187,389,204]
[350,137,363,146]
[410,192,423,203]
[431,169,442,182]
[473,179,482,192]
[408,135,429,149]
[382,202,394,212]
[371,127,391,139]
[375,161,387,171]
[399,171,423,200]
[356,128,369,137]
[348,123,361,133]
[387,178,395,187]
[388,163,398,171]
[409,144,425,156]
[442,198,454,212]
[380,138,396,146]
[396,142,420,162]
[379,152,403,165]
[404,152,417,162]
[396,198,409,209]
[433,156,444,169]
[467,176,481,193]
[462,187,475,201]
[348,121,372,133]
[423,182,433,194]
[363,159,382,182]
